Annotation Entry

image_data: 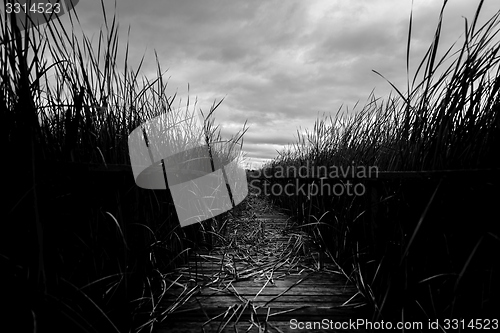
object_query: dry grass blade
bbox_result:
[228,282,247,304]
[217,304,240,333]
[341,291,362,307]
[267,322,285,333]
[401,179,442,263]
[233,299,251,329]
[61,278,122,333]
[253,276,271,301]
[262,275,309,307]
[453,235,484,293]
[267,306,308,317]
[159,284,200,320]
[104,211,128,248]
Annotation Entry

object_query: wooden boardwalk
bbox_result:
[154,192,367,332]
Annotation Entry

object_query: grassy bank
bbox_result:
[1,1,246,332]
[251,0,500,323]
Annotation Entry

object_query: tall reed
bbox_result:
[1,1,247,331]
[254,0,500,322]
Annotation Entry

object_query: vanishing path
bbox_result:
[154,191,367,332]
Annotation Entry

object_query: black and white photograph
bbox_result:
[1,0,499,331]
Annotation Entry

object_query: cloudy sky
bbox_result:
[65,0,499,168]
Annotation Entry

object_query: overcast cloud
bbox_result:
[68,0,500,168]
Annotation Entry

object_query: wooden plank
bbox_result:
[162,299,357,309]
[162,291,358,301]
[157,306,370,332]
[163,287,358,297]
[157,319,368,333]
[165,274,353,286]
[159,306,368,322]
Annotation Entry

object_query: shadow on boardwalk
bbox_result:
[154,189,368,332]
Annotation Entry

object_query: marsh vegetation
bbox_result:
[254,0,500,323]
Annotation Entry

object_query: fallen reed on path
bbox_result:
[152,186,362,333]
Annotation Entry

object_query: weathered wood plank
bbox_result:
[158,319,368,333]
[156,307,368,325]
